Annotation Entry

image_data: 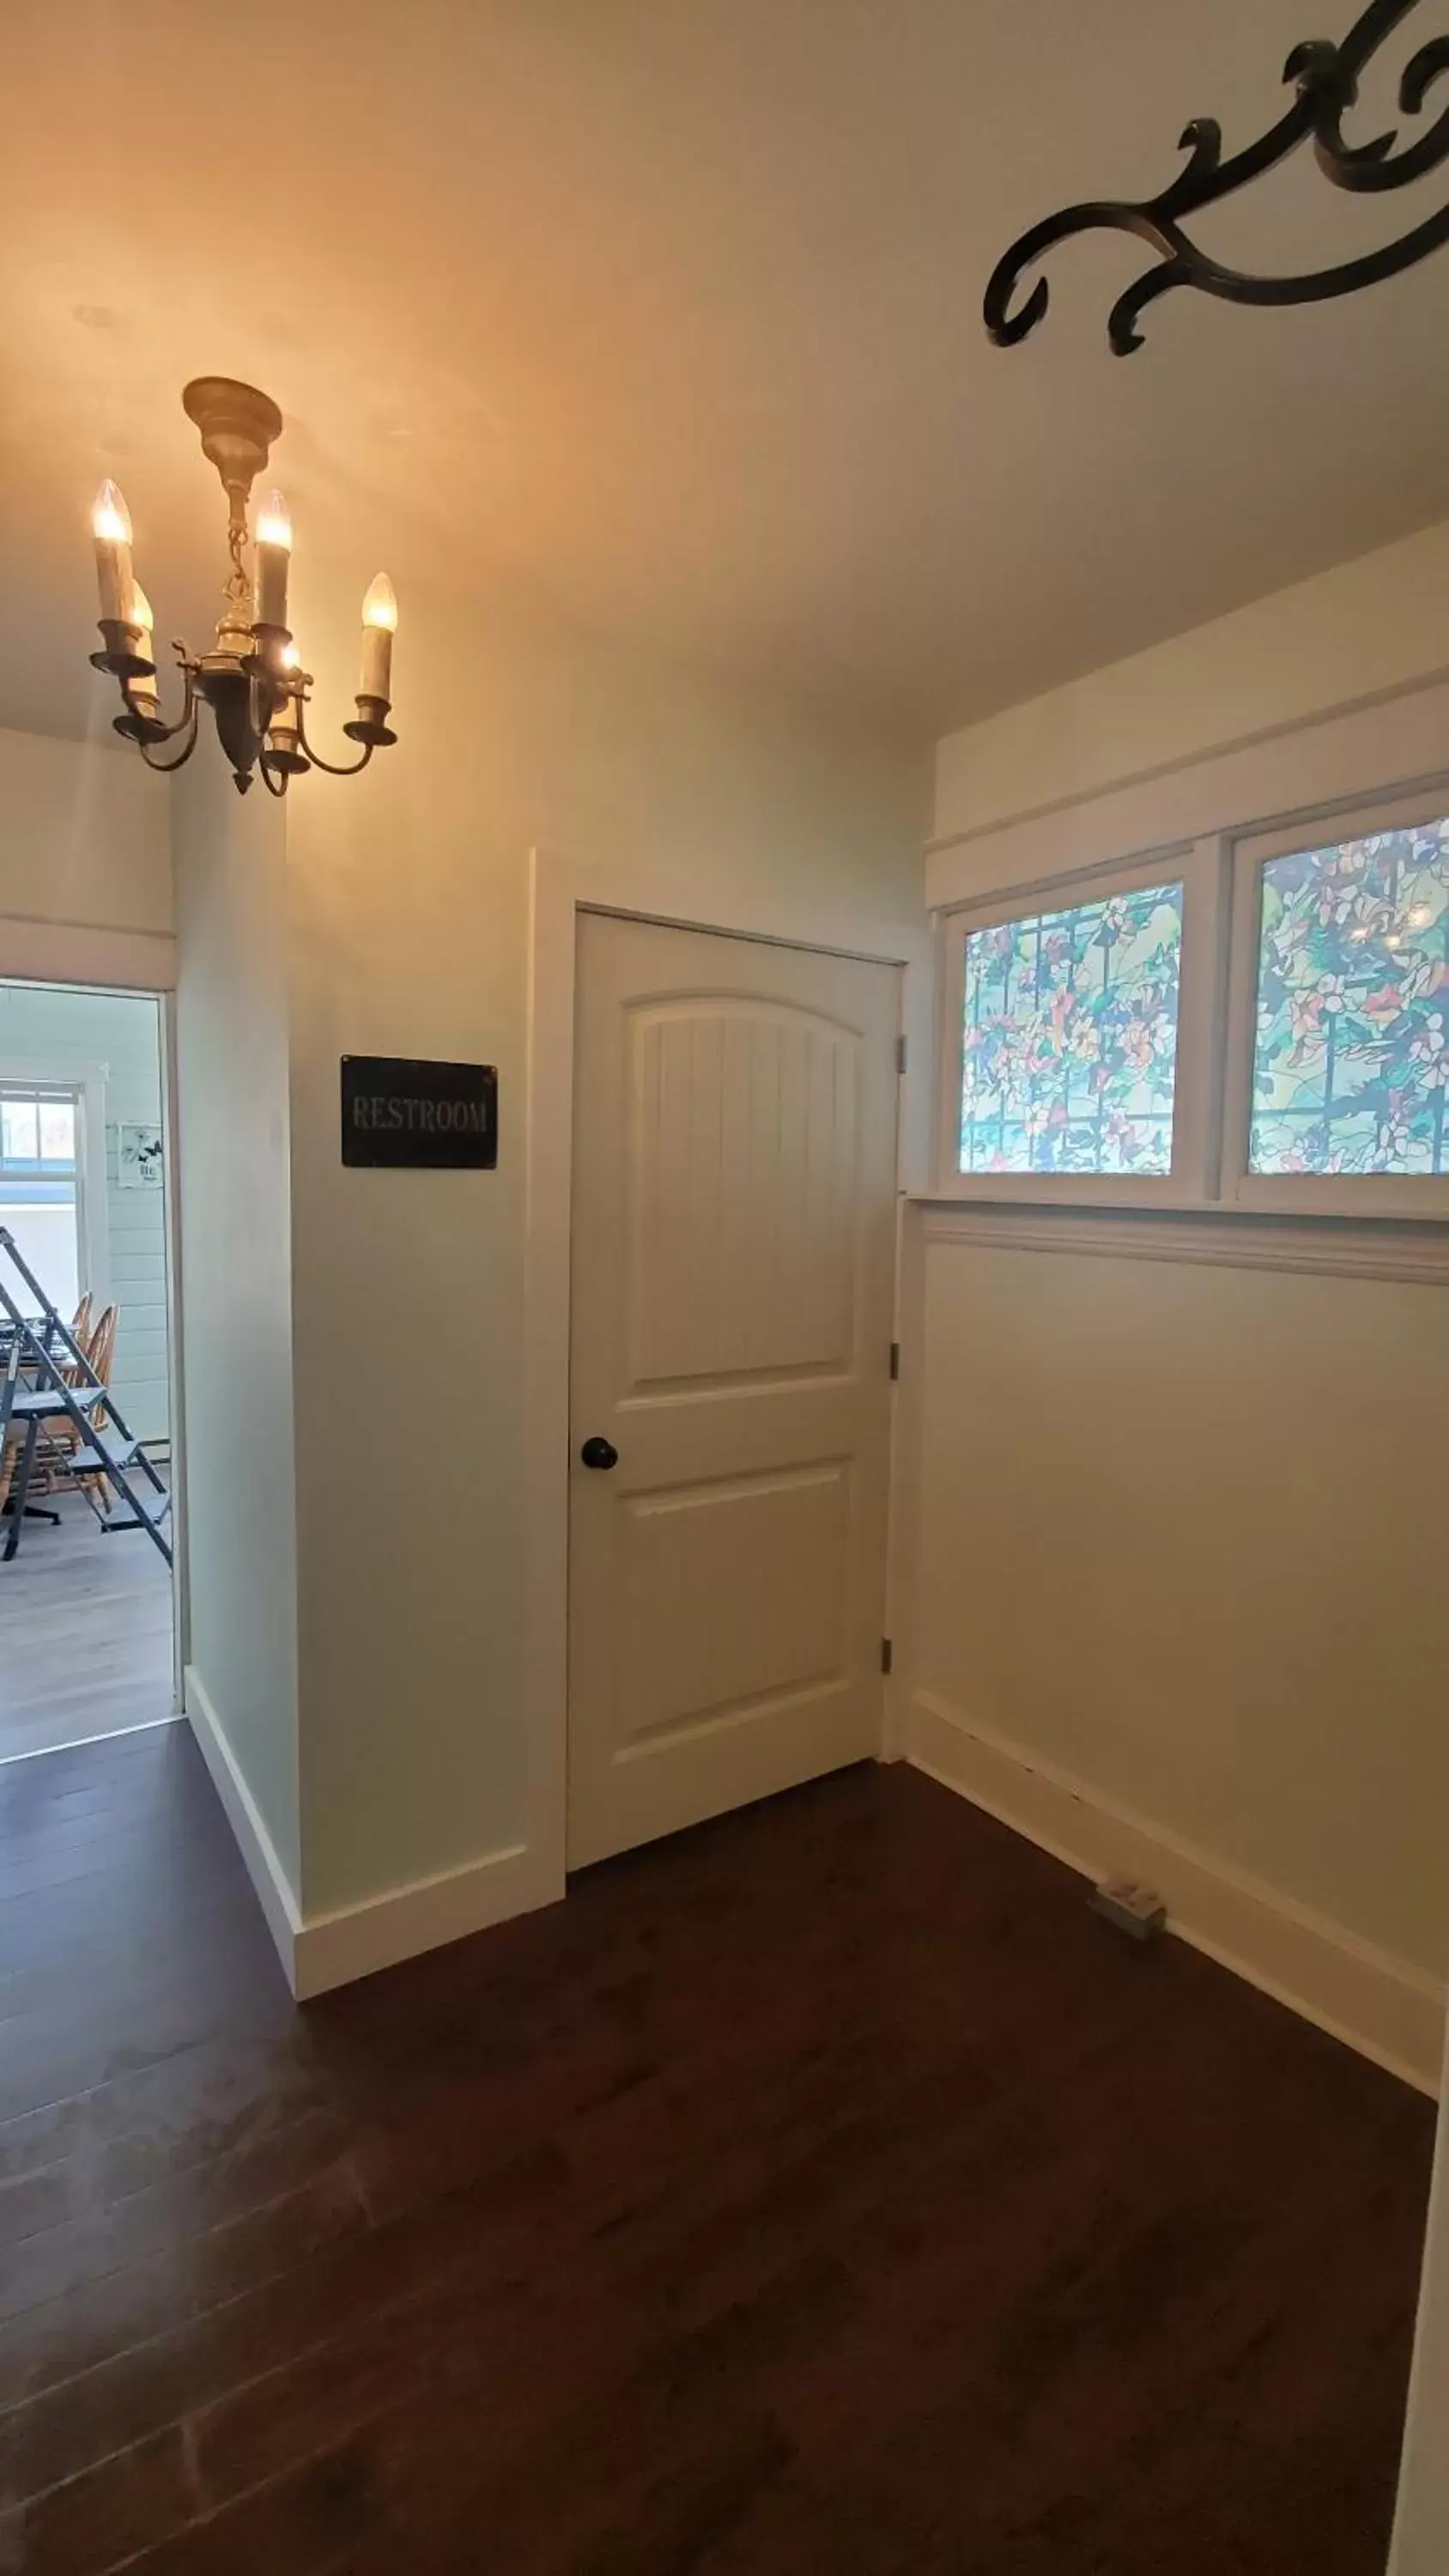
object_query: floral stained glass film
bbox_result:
[1251,818,1449,1176]
[959,883,1184,1176]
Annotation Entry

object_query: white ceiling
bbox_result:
[4,0,1449,746]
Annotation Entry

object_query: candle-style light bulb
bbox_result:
[256,489,292,550]
[92,480,132,547]
[253,489,292,632]
[92,478,135,623]
[360,573,397,704]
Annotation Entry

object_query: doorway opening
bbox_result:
[0,978,177,1762]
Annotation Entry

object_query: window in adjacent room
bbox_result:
[0,1084,82,1315]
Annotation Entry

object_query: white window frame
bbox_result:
[0,1056,110,1311]
[933,841,1228,1207]
[1222,781,1449,1221]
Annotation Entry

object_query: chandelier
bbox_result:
[89,377,397,796]
[985,0,1449,355]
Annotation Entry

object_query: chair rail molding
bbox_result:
[915,1200,1449,1288]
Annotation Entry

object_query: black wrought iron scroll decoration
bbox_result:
[984,0,1449,354]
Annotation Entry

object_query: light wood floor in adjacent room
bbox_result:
[0,1493,174,1762]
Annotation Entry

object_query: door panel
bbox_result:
[619,1461,852,1743]
[626,1003,860,1388]
[567,913,900,1868]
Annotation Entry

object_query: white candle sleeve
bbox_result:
[254,539,289,631]
[361,622,393,702]
[91,483,136,625]
[94,534,134,624]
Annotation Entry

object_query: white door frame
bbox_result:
[0,917,187,1722]
[522,843,933,1901]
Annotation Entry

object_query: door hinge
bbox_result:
[895,1033,908,1077]
[888,1340,900,1381]
[880,1637,894,1676]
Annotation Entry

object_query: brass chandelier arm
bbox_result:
[138,702,202,774]
[124,652,198,746]
[258,752,291,799]
[294,701,375,777]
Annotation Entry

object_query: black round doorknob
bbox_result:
[579,1436,619,1472]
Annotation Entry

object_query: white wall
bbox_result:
[282,568,928,1926]
[172,755,300,1899]
[908,1231,1448,2039]
[934,518,1449,848]
[0,981,168,1440]
[0,725,172,939]
[923,540,1449,2567]
[914,534,1449,2089]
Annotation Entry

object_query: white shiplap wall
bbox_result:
[0,982,168,1443]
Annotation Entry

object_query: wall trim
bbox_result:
[186,1665,560,2002]
[292,1844,559,2002]
[917,1200,1449,1289]
[909,1688,1446,2098]
[0,912,176,993]
[927,667,1449,859]
[184,1664,301,1993]
[926,674,1449,911]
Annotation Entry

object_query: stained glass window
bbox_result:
[959,882,1184,1176]
[1251,818,1449,1176]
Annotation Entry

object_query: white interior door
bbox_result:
[567,910,901,1868]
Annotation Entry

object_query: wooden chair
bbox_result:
[87,1304,118,1394]
[0,1392,16,1516]
[73,1304,118,1507]
[32,1302,118,1504]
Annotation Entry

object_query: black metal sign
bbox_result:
[341,1057,497,1170]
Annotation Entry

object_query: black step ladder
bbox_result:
[0,1226,173,1568]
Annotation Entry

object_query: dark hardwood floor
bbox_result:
[0,1728,1434,2575]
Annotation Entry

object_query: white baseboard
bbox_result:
[185,1668,562,2001]
[184,1665,301,1990]
[909,1688,1446,2099]
[293,1844,561,2001]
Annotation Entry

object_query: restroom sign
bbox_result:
[341,1057,498,1169]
